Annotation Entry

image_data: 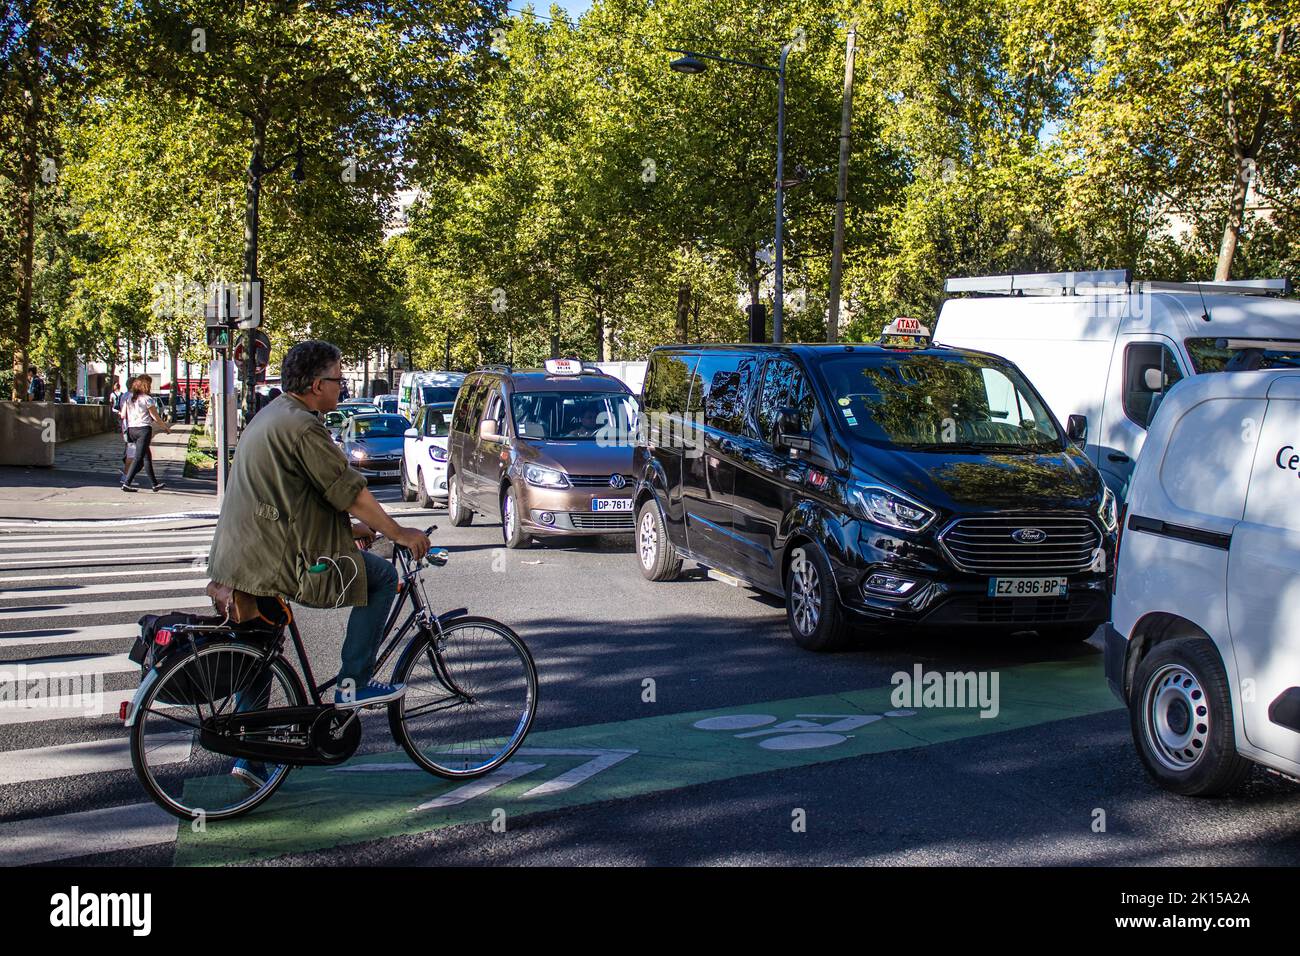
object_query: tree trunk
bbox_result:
[1215,154,1253,281]
[242,110,266,420]
[167,335,181,418]
[594,288,606,361]
[675,282,691,343]
[10,18,41,400]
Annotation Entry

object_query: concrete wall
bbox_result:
[0,402,115,467]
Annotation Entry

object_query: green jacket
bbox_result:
[207,393,370,608]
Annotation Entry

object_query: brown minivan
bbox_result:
[446,360,639,548]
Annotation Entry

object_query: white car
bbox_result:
[935,269,1299,496]
[402,403,453,507]
[1106,367,1300,795]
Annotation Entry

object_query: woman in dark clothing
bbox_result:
[120,375,172,492]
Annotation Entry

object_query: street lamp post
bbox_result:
[670,44,791,343]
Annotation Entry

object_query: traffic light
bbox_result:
[207,325,233,350]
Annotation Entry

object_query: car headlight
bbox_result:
[524,463,570,488]
[1098,484,1118,532]
[850,483,935,533]
[350,448,367,460]
[429,445,449,463]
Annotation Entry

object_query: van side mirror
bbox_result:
[479,419,502,442]
[403,428,418,439]
[774,406,812,453]
[1066,414,1088,444]
[1143,367,1166,391]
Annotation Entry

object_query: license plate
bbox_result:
[377,470,399,478]
[592,498,633,512]
[987,576,1068,598]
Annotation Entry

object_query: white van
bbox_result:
[397,370,466,423]
[1105,368,1300,795]
[934,270,1299,496]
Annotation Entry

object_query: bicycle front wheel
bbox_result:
[388,616,538,779]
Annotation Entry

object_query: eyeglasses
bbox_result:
[318,377,344,386]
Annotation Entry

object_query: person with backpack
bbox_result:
[26,366,45,401]
[120,375,172,492]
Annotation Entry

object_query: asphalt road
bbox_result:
[1,488,1298,866]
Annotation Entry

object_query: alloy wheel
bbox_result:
[639,510,657,569]
[791,553,822,636]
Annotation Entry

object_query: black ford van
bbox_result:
[632,332,1117,650]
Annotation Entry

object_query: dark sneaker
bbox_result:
[120,484,137,493]
[231,759,268,791]
[333,679,408,709]
[151,481,165,493]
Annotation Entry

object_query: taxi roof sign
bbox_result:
[544,358,583,376]
[879,317,932,349]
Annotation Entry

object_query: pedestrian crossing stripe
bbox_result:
[175,656,1120,866]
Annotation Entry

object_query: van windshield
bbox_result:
[420,385,460,405]
[818,352,1063,452]
[510,391,637,440]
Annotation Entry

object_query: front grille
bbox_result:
[362,457,400,468]
[568,474,633,487]
[938,516,1101,574]
[569,512,635,531]
[926,593,1107,626]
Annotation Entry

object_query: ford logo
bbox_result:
[1011,528,1047,544]
[608,474,627,489]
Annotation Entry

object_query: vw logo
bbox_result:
[1011,528,1047,544]
[608,474,627,489]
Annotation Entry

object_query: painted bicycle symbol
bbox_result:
[692,710,916,751]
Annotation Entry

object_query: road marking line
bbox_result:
[0,511,218,528]
[0,532,212,549]
[0,595,208,621]
[519,749,638,799]
[0,688,135,725]
[411,762,546,811]
[0,802,178,866]
[0,545,209,563]
[0,654,138,678]
[0,733,191,786]
[0,567,203,584]
[0,578,208,600]
[0,624,139,646]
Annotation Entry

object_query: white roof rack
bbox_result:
[1140,278,1292,297]
[945,271,1293,298]
[944,270,1130,296]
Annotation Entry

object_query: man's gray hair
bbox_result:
[281,341,342,395]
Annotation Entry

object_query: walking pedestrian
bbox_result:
[26,366,45,401]
[120,375,172,493]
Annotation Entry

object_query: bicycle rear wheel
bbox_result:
[388,616,538,778]
[130,642,306,821]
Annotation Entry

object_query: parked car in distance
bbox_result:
[633,321,1118,651]
[402,403,454,507]
[446,359,638,548]
[375,395,399,415]
[935,269,1300,497]
[337,413,411,481]
[1107,368,1300,796]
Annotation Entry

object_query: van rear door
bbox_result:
[1227,375,1300,766]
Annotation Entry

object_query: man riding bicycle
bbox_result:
[207,341,430,784]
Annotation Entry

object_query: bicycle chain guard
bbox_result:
[200,705,362,766]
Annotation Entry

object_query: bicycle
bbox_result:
[126,526,539,821]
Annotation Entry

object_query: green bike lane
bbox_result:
[176,655,1121,865]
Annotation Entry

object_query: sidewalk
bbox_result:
[0,423,218,522]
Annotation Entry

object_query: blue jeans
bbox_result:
[337,549,399,689]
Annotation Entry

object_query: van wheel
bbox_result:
[785,544,851,652]
[1038,624,1099,643]
[447,472,472,526]
[416,468,435,509]
[1130,638,1252,796]
[637,499,682,582]
[501,484,530,549]
[400,460,417,502]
